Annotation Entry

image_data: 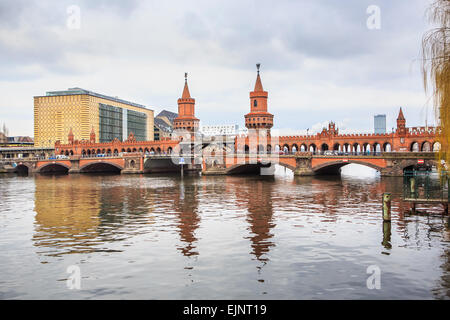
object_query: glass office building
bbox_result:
[374,114,386,134]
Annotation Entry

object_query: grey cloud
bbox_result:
[0,0,436,135]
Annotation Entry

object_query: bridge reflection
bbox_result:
[30,173,448,297]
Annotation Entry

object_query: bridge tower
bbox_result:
[173,73,200,139]
[396,107,406,136]
[89,127,96,143]
[68,128,74,144]
[245,64,274,137]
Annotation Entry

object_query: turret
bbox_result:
[173,73,200,136]
[68,127,74,144]
[396,107,406,135]
[90,126,96,143]
[244,64,274,136]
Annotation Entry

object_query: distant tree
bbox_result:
[422,0,450,172]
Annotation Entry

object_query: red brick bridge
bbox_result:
[5,151,436,177]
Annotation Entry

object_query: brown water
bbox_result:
[0,166,449,299]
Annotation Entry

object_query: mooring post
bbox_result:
[382,221,392,249]
[382,193,391,221]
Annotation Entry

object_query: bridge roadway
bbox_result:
[0,151,437,176]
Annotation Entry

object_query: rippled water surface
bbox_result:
[0,165,449,299]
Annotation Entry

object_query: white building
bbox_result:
[200,124,240,136]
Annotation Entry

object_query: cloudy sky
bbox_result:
[0,0,437,137]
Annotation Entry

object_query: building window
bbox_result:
[127,109,147,141]
[99,103,123,143]
[254,100,257,107]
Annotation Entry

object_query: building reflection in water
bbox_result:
[33,174,158,257]
[228,176,276,272]
[33,175,102,256]
[171,178,200,257]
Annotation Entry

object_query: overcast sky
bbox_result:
[0,0,437,137]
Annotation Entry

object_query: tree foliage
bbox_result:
[422,0,450,172]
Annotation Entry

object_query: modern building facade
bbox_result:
[34,87,154,147]
[374,114,386,134]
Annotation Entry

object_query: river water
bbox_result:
[0,165,449,299]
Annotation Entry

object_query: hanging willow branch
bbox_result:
[422,0,450,174]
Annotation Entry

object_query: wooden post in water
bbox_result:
[382,193,391,221]
[382,221,392,249]
[181,163,184,178]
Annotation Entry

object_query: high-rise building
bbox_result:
[374,114,386,134]
[34,88,154,147]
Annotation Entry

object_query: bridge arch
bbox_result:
[363,143,371,153]
[321,143,329,152]
[16,164,30,175]
[410,142,420,152]
[225,162,272,175]
[383,142,392,152]
[291,144,298,153]
[79,162,123,173]
[309,144,317,153]
[257,144,265,154]
[433,141,441,151]
[312,160,384,175]
[333,143,340,151]
[401,159,436,172]
[421,141,431,152]
[300,144,307,152]
[38,162,70,174]
[372,142,381,153]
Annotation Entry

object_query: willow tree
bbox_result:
[422,0,450,172]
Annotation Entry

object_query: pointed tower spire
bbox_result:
[182,72,191,99]
[68,127,74,144]
[254,63,264,92]
[90,126,96,143]
[397,107,405,120]
[396,107,406,136]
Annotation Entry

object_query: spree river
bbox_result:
[0,165,449,299]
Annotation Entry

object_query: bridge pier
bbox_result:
[293,157,315,176]
[68,158,80,174]
[121,155,145,174]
